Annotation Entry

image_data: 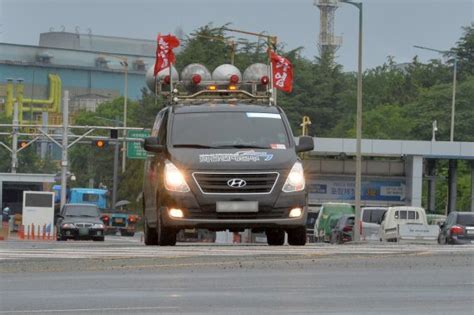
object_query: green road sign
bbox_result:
[127,130,150,159]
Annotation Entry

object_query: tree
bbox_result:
[450,24,474,78]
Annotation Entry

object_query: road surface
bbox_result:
[1,236,473,314]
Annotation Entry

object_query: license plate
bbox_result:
[79,228,89,236]
[115,218,123,223]
[216,201,258,213]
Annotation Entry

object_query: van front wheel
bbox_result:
[288,226,307,246]
[144,218,158,246]
[157,211,177,246]
[266,229,285,246]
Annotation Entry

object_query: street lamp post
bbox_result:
[413,45,457,141]
[120,59,128,173]
[341,0,363,241]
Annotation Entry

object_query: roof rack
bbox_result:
[166,81,272,105]
[146,63,275,106]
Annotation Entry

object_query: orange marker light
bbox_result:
[208,85,217,90]
[95,140,106,148]
[228,85,237,90]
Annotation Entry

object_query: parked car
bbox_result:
[438,212,474,245]
[314,203,354,242]
[330,214,354,244]
[361,207,387,241]
[379,206,439,243]
[56,203,105,241]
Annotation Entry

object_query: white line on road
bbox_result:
[1,244,473,260]
[0,306,178,314]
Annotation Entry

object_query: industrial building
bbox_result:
[0,31,156,113]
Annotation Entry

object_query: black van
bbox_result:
[142,63,314,246]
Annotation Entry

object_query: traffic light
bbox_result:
[110,129,118,139]
[17,140,28,149]
[92,139,108,148]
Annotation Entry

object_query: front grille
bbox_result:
[187,208,287,220]
[76,223,93,228]
[193,172,279,194]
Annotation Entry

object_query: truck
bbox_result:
[142,62,314,246]
[53,186,139,236]
[379,206,439,243]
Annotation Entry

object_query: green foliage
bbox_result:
[450,24,474,78]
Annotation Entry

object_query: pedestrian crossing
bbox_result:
[1,241,473,260]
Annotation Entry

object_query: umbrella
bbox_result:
[114,200,131,208]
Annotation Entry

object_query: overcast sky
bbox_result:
[0,0,472,71]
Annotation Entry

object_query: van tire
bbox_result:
[144,218,158,246]
[288,226,307,246]
[157,211,176,246]
[266,229,285,246]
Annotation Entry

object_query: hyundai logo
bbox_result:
[227,178,247,188]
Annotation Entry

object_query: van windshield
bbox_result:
[171,111,290,149]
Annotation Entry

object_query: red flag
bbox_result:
[154,34,180,76]
[270,51,293,93]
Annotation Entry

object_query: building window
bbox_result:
[95,57,109,69]
[133,60,146,71]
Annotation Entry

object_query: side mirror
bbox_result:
[56,214,64,220]
[439,222,445,229]
[296,136,314,153]
[143,137,164,153]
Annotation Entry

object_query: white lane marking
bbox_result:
[0,306,178,314]
[1,244,473,260]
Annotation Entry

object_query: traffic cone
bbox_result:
[19,225,24,240]
[31,224,35,240]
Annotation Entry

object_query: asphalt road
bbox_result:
[1,236,473,315]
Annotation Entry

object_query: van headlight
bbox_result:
[282,162,305,192]
[164,161,190,192]
[91,223,104,229]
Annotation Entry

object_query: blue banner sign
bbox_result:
[308,177,406,203]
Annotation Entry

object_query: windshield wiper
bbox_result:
[173,144,216,149]
[77,214,96,217]
[214,144,269,149]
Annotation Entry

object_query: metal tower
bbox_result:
[314,0,342,55]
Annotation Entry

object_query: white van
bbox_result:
[380,206,439,243]
[361,207,387,241]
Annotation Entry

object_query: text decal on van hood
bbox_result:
[199,151,274,163]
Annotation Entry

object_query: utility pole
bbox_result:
[11,102,19,173]
[340,0,363,241]
[450,58,457,142]
[60,91,69,209]
[121,59,128,173]
[112,117,120,209]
